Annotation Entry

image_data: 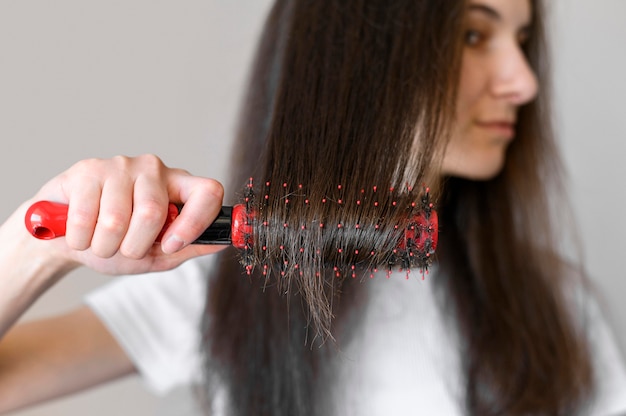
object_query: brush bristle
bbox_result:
[239,180,437,279]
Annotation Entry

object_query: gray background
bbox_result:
[0,1,624,415]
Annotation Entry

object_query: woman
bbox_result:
[0,0,625,415]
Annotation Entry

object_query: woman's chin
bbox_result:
[441,155,506,181]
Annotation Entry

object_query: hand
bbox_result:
[27,154,226,275]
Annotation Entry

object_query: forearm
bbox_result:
[0,201,77,338]
[0,306,136,414]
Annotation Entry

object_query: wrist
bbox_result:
[0,202,79,333]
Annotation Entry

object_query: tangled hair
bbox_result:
[202,0,594,415]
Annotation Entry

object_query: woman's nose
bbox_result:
[490,43,538,105]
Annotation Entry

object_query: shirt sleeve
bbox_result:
[84,256,214,395]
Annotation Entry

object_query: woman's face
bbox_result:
[442,0,538,180]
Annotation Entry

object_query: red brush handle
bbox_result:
[24,201,251,249]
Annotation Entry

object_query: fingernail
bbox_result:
[163,235,185,253]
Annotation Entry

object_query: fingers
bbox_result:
[40,155,224,263]
[160,173,224,254]
[119,173,170,258]
[90,174,134,258]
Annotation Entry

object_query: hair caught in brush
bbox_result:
[221,0,461,341]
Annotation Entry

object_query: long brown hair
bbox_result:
[202,1,594,415]
[435,1,595,414]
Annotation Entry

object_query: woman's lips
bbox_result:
[475,120,515,139]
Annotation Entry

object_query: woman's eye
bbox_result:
[464,29,484,46]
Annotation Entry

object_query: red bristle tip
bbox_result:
[285,199,289,204]
[355,249,359,254]
[319,223,324,228]
[373,186,377,192]
[298,184,303,189]
[374,224,380,230]
[390,187,394,192]
[263,221,268,226]
[337,223,342,229]
[300,248,304,253]
[322,198,327,203]
[294,264,299,269]
[283,223,288,228]
[264,194,269,200]
[245,197,249,202]
[265,181,270,187]
[280,245,284,250]
[305,199,309,204]
[356,200,361,205]
[262,246,267,251]
[338,199,342,204]
[333,266,338,271]
[371,251,375,256]
[301,225,306,230]
[283,183,287,188]
[425,187,430,193]
[338,248,343,253]
[411,202,416,207]
[392,201,397,206]
[338,184,342,190]
[355,224,360,229]
[374,201,379,207]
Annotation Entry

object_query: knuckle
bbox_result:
[98,212,129,235]
[201,179,225,200]
[138,154,165,171]
[67,207,96,230]
[171,167,192,177]
[111,154,131,169]
[119,244,147,260]
[134,200,167,224]
[70,158,102,175]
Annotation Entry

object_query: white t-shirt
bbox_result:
[85,257,626,415]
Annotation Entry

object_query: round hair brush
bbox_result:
[25,182,438,277]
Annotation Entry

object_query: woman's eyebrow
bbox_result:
[467,3,532,30]
[468,4,501,21]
